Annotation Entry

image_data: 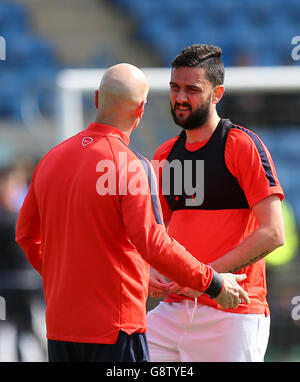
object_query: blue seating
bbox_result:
[243,0,273,25]
[0,70,24,119]
[0,67,58,121]
[4,32,57,70]
[286,0,300,22]
[0,1,28,34]
[110,0,300,67]
[0,2,59,121]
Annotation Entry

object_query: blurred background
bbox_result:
[0,0,299,362]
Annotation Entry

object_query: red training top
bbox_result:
[15,123,215,344]
[153,124,284,315]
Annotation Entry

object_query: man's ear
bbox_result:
[137,101,146,118]
[94,90,99,109]
[212,85,225,104]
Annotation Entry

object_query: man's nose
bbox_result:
[176,89,188,103]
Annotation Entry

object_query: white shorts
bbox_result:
[146,301,270,362]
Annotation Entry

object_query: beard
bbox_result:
[170,96,211,130]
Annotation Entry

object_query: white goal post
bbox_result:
[56,66,300,142]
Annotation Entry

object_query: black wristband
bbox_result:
[204,270,224,298]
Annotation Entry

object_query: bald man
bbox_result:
[15,64,249,362]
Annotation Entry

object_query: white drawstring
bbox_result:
[186,297,198,323]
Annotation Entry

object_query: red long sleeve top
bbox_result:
[153,124,284,315]
[15,123,214,344]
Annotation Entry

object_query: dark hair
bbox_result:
[171,44,224,86]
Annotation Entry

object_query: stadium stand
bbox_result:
[110,0,300,67]
[0,1,58,121]
[1,0,300,121]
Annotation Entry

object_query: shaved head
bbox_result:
[95,63,149,133]
[98,63,149,109]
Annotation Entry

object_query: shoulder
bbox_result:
[225,123,275,180]
[153,136,179,161]
[225,124,273,169]
[101,136,139,164]
[227,124,267,151]
[33,135,74,174]
[225,123,283,200]
[108,139,153,176]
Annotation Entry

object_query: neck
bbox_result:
[185,114,221,144]
[95,114,133,138]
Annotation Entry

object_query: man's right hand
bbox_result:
[214,273,250,309]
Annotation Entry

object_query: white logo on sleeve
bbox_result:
[82,137,94,146]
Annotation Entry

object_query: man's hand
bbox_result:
[214,273,250,309]
[148,267,179,299]
[148,268,202,299]
[168,284,203,298]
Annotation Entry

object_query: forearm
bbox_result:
[130,223,215,293]
[211,224,285,273]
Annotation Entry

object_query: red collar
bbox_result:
[85,122,130,146]
[185,138,209,152]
